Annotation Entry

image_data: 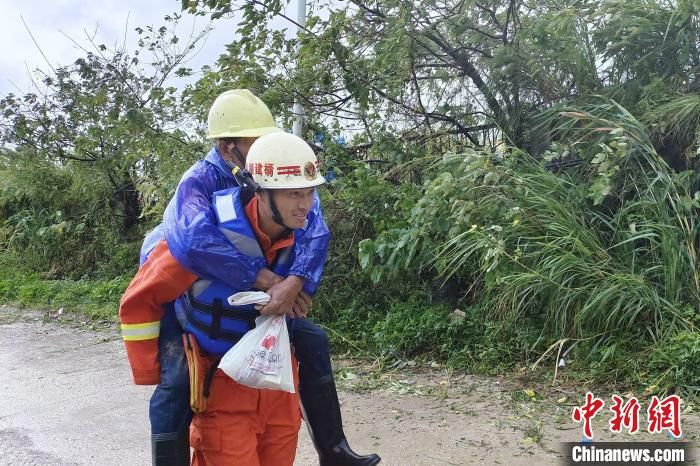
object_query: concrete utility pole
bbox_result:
[292,0,306,137]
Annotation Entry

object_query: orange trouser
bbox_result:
[190,358,301,466]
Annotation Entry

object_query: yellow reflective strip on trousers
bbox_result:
[121,321,160,341]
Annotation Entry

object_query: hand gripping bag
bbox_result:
[218,293,294,393]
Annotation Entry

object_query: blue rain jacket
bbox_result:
[162,146,330,295]
[174,187,296,355]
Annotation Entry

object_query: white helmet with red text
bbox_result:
[244,132,325,189]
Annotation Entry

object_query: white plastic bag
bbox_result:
[218,314,295,393]
[227,290,271,307]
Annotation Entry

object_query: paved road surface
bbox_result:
[1,307,697,465]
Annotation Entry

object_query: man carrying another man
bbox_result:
[119,90,380,466]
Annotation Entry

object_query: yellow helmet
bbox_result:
[206,89,281,139]
[246,132,326,189]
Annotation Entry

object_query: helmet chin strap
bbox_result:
[230,144,247,168]
[229,162,292,234]
[267,190,293,233]
[221,141,247,170]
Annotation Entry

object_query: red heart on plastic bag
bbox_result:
[261,335,277,350]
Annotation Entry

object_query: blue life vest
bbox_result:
[174,188,295,355]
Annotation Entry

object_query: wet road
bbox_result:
[0,310,152,465]
[4,307,694,466]
[0,309,324,465]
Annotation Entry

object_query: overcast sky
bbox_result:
[0,0,299,97]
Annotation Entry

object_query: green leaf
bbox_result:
[358,239,375,269]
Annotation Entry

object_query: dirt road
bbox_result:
[0,306,696,465]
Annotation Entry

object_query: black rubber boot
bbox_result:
[151,431,190,466]
[300,375,381,466]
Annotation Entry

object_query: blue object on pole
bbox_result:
[325,169,336,181]
[314,132,325,146]
[335,134,346,146]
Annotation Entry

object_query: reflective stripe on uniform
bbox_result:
[215,192,237,223]
[121,321,161,341]
[220,229,264,258]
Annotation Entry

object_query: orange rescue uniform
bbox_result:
[119,196,301,466]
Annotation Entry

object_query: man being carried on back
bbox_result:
[119,90,380,466]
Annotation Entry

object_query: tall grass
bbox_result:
[359,99,698,393]
[434,102,698,342]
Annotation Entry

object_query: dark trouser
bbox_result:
[149,304,192,435]
[149,304,191,465]
[289,316,333,381]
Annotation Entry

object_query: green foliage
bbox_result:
[186,0,700,160]
[313,161,422,324]
[0,254,130,319]
[369,299,542,374]
[647,328,700,398]
[565,320,700,400]
[0,15,206,278]
[359,130,698,388]
[591,0,699,87]
[313,160,546,375]
[0,149,141,277]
